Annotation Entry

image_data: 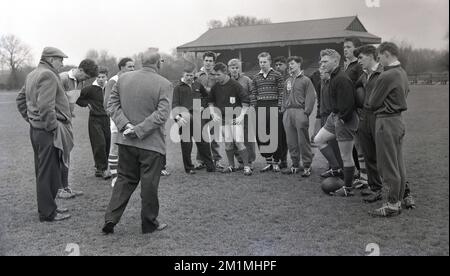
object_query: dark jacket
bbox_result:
[329,66,356,122]
[319,78,333,118]
[309,71,322,119]
[76,81,108,117]
[172,80,208,112]
[356,63,384,112]
[367,64,409,116]
[345,60,364,85]
[107,66,173,155]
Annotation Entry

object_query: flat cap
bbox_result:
[41,47,68,58]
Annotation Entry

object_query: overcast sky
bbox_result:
[1,0,448,65]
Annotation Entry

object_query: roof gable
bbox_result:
[346,17,367,32]
[178,16,381,51]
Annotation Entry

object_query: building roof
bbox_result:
[177,16,381,52]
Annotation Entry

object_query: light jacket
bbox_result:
[16,60,74,167]
[107,66,173,155]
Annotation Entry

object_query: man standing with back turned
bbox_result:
[102,50,171,234]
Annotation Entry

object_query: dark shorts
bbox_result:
[324,112,359,142]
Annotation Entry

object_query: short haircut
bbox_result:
[141,49,161,66]
[344,37,362,48]
[287,56,303,64]
[378,42,400,57]
[203,51,216,61]
[354,45,378,60]
[213,62,228,73]
[98,66,109,76]
[227,58,241,67]
[257,52,271,61]
[118,57,133,70]
[320,49,341,63]
[183,62,197,73]
[273,56,287,64]
[78,59,98,78]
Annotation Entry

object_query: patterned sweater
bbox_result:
[251,69,284,107]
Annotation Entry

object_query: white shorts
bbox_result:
[221,123,245,151]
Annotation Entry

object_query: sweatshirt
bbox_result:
[367,64,409,116]
[281,72,316,116]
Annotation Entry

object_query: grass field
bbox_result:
[0,85,448,256]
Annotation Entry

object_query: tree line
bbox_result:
[1,16,449,90]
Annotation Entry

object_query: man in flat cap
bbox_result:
[16,47,73,222]
[102,49,172,235]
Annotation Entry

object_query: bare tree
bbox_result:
[0,34,32,88]
[85,49,99,61]
[224,15,271,27]
[207,19,223,29]
[208,15,271,29]
[85,49,118,77]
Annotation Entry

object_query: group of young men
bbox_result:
[17,36,415,229]
[170,37,415,218]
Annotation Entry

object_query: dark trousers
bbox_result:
[197,119,222,163]
[161,155,167,170]
[358,111,383,191]
[321,115,343,168]
[256,104,288,163]
[105,145,164,233]
[375,115,407,204]
[180,120,214,171]
[276,114,288,164]
[88,115,111,171]
[30,127,61,221]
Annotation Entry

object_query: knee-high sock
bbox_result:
[320,145,340,170]
[237,149,249,167]
[225,150,236,168]
[352,147,360,171]
[108,155,118,178]
[358,154,368,181]
[343,166,355,187]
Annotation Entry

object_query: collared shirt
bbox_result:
[92,80,106,90]
[389,60,401,67]
[180,77,192,88]
[365,63,380,80]
[68,69,78,88]
[259,68,275,79]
